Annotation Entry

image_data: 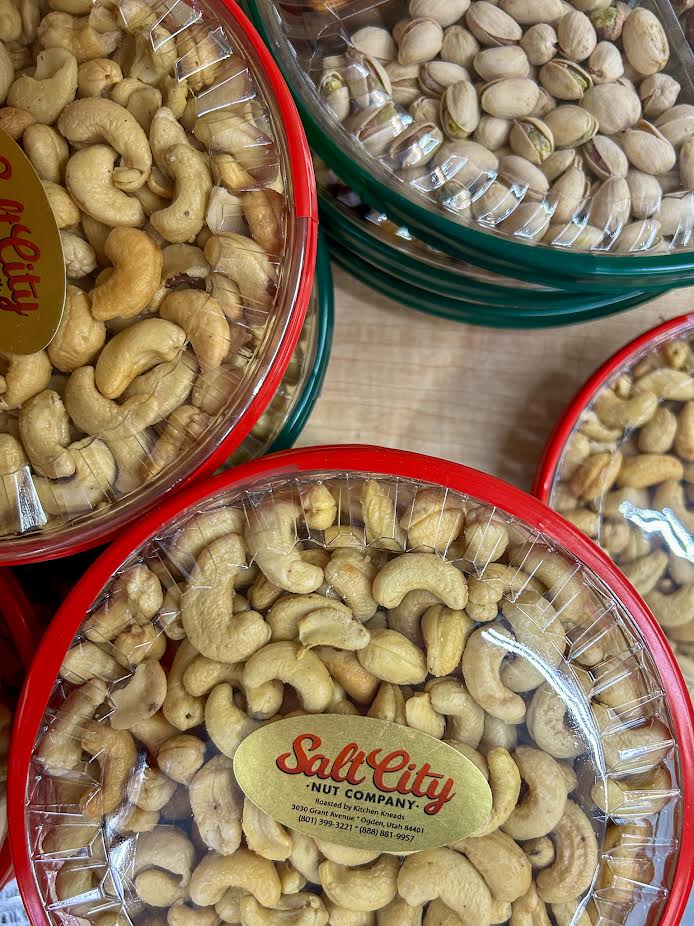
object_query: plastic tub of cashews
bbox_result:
[247,0,694,294]
[316,160,668,327]
[7,444,694,926]
[535,312,694,704]
[0,0,318,565]
[0,569,40,889]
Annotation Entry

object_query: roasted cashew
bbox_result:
[245,501,323,594]
[300,482,337,530]
[151,145,212,243]
[205,683,257,758]
[204,233,277,313]
[94,318,185,399]
[525,682,587,760]
[168,904,219,926]
[315,648,379,705]
[159,290,230,372]
[8,47,77,123]
[373,553,468,611]
[510,883,551,926]
[189,754,244,856]
[456,831,533,904]
[157,734,205,785]
[190,850,281,908]
[37,678,107,773]
[38,10,122,63]
[128,765,177,813]
[422,605,472,676]
[536,802,599,903]
[462,624,526,723]
[367,681,407,725]
[360,479,406,550]
[24,122,69,182]
[60,640,120,684]
[80,721,137,817]
[135,869,187,906]
[593,703,673,776]
[90,227,163,320]
[43,180,80,228]
[522,838,555,871]
[242,798,292,861]
[48,285,106,372]
[357,629,427,685]
[133,825,195,888]
[18,389,74,477]
[400,487,466,553]
[267,594,351,642]
[470,747,521,837]
[239,893,328,926]
[461,509,509,569]
[110,658,167,729]
[298,608,370,651]
[84,564,163,643]
[428,678,484,748]
[113,621,166,668]
[592,764,674,816]
[502,748,568,841]
[324,551,379,621]
[66,144,145,226]
[244,642,333,713]
[0,350,52,409]
[499,595,565,693]
[466,564,541,624]
[130,712,178,754]
[398,849,491,926]
[163,640,206,731]
[61,229,97,278]
[320,856,399,913]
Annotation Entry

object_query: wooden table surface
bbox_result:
[300,268,692,492]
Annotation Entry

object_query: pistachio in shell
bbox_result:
[509,117,555,165]
[347,101,407,156]
[589,5,625,41]
[613,218,662,252]
[419,61,469,98]
[540,59,593,101]
[682,137,694,189]
[557,10,598,62]
[499,0,564,25]
[620,121,677,175]
[567,0,612,13]
[398,17,444,66]
[472,180,517,224]
[531,87,558,120]
[622,8,669,76]
[640,74,681,120]
[499,154,550,199]
[581,82,640,135]
[480,77,540,119]
[441,24,480,68]
[657,192,694,237]
[545,222,604,251]
[435,178,472,215]
[387,62,423,107]
[409,95,440,124]
[319,71,350,123]
[500,200,552,239]
[626,168,662,218]
[410,0,471,28]
[659,169,682,194]
[440,80,481,139]
[434,138,499,188]
[466,1,522,47]
[582,134,628,180]
[343,49,392,110]
[587,41,624,84]
[474,45,530,82]
[474,115,512,151]
[389,121,444,170]
[655,104,694,149]
[549,155,590,222]
[545,104,598,148]
[350,26,396,63]
[541,148,576,182]
[520,24,558,67]
[590,176,631,234]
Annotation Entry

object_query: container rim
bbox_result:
[9,444,694,926]
[0,0,318,567]
[533,313,694,501]
[246,0,694,293]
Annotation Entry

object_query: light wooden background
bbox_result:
[300,268,693,492]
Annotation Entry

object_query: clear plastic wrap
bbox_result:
[0,0,316,564]
[537,313,694,703]
[9,448,693,926]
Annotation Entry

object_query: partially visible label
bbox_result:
[0,128,65,354]
[234,715,492,853]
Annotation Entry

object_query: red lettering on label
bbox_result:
[0,157,12,181]
[0,223,41,316]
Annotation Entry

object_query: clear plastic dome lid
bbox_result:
[0,0,317,565]
[250,0,694,265]
[536,312,694,705]
[8,447,693,926]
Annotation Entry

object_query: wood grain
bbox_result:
[300,266,693,491]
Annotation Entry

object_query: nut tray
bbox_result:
[8,447,694,926]
[0,0,317,564]
[248,0,694,291]
[535,313,694,703]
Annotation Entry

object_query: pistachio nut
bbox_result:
[557,10,598,62]
[441,25,480,68]
[581,82,640,135]
[546,104,598,147]
[350,27,396,63]
[389,121,444,170]
[531,87,558,120]
[471,180,517,224]
[657,192,694,237]
[626,168,662,218]
[587,41,624,84]
[440,80,481,139]
[567,0,612,12]
[474,115,512,150]
[409,95,440,124]
[347,101,409,157]
[398,17,444,66]
[386,62,422,107]
[435,177,472,215]
[520,24,558,67]
[473,45,530,82]
[540,59,593,100]
[343,49,392,110]
[541,147,576,182]
[549,155,590,222]
[589,5,625,42]
[582,135,628,180]
[509,117,555,165]
[410,0,471,28]
[655,105,694,149]
[590,176,631,234]
[319,71,350,123]
[466,2,522,47]
[621,120,677,175]
[659,168,682,194]
[613,218,662,252]
[500,154,550,198]
[545,222,604,250]
[419,61,469,97]
[434,139,499,189]
[392,19,410,46]
[682,137,694,189]
[500,200,552,238]
[640,74,681,120]
[480,78,540,119]
[622,8,669,76]
[499,0,564,25]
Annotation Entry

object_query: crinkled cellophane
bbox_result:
[0,0,311,560]
[22,468,685,926]
[548,318,694,701]
[256,0,694,257]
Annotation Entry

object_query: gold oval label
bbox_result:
[0,128,65,354]
[234,715,493,853]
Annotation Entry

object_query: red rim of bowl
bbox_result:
[0,0,318,567]
[0,569,40,889]
[8,444,694,926]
